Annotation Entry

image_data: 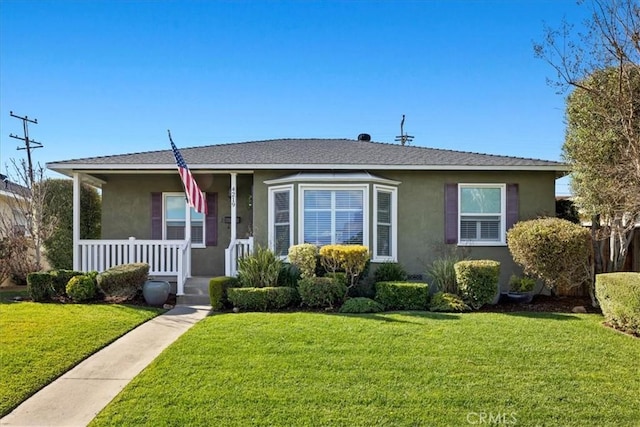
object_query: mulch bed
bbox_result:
[479,294,600,314]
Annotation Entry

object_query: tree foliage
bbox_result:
[535,0,640,272]
[42,179,101,269]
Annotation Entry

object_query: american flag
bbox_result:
[170,139,208,215]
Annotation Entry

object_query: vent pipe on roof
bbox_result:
[357,133,371,142]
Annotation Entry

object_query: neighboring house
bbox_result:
[46,136,568,295]
[0,174,29,237]
[0,174,31,287]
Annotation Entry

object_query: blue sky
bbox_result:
[0,1,592,195]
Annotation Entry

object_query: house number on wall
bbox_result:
[230,187,236,208]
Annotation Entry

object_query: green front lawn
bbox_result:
[92,312,640,426]
[0,300,163,417]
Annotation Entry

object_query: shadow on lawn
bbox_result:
[500,311,584,321]
[336,311,461,324]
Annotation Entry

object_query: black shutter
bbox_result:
[206,192,218,246]
[506,184,519,231]
[151,193,162,240]
[444,183,458,244]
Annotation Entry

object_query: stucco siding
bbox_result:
[101,173,253,276]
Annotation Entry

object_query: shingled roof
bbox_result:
[47,138,566,173]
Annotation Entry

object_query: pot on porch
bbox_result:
[143,280,171,306]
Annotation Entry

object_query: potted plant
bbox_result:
[506,274,535,303]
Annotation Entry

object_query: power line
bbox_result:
[9,111,43,186]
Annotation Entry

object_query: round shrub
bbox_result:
[374,281,430,310]
[288,244,318,279]
[298,276,346,309]
[454,260,500,310]
[429,292,470,312]
[374,262,407,283]
[96,263,149,301]
[507,217,592,293]
[596,273,640,335]
[66,274,97,302]
[339,297,385,313]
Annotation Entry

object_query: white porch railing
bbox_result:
[77,237,191,295]
[225,237,254,277]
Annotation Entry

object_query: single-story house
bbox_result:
[47,135,569,297]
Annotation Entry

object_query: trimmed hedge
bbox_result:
[429,292,470,312]
[339,297,384,313]
[374,281,430,310]
[227,287,299,311]
[52,270,84,297]
[298,276,347,308]
[454,260,500,309]
[595,273,640,335]
[96,263,149,301]
[27,272,55,302]
[66,275,97,302]
[209,276,239,311]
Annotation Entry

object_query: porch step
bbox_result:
[177,277,211,306]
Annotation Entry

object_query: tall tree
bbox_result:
[43,179,102,270]
[535,0,640,272]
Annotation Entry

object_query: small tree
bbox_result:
[507,218,595,306]
[0,161,56,282]
[319,244,369,298]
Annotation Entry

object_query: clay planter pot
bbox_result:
[143,280,170,306]
[506,292,534,304]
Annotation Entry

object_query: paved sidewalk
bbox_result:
[1,305,210,427]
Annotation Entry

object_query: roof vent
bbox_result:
[357,133,371,142]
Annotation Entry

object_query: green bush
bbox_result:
[374,281,430,310]
[288,244,318,279]
[227,287,299,311]
[429,292,470,312]
[27,272,55,302]
[209,276,239,311]
[51,269,84,297]
[454,260,500,310]
[96,263,149,301]
[298,276,347,309]
[374,262,407,283]
[509,275,536,293]
[43,179,101,270]
[596,273,640,335]
[507,218,592,293]
[339,297,385,313]
[278,263,301,288]
[237,246,282,288]
[426,257,460,294]
[66,275,97,302]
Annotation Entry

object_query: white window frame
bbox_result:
[162,192,206,249]
[298,184,370,249]
[268,184,294,259]
[458,183,506,246]
[373,184,398,262]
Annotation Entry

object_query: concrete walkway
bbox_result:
[1,305,210,427]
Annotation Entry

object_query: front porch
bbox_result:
[70,172,254,295]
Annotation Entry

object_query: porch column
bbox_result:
[72,172,81,271]
[230,172,237,243]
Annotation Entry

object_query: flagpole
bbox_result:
[167,129,189,203]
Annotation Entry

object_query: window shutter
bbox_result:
[506,184,519,231]
[444,183,458,244]
[206,192,218,246]
[151,192,162,240]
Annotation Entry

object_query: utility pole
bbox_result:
[394,114,414,146]
[9,111,43,187]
